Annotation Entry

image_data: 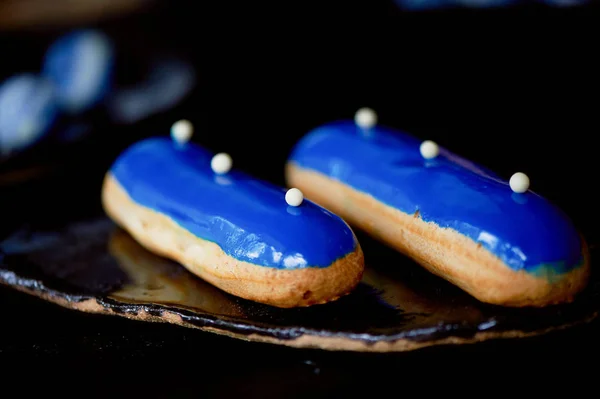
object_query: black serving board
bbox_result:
[1,205,598,352]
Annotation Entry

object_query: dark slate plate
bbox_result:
[1,215,598,352]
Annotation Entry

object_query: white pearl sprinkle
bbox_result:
[509,172,530,193]
[354,107,377,129]
[285,188,304,207]
[420,140,439,159]
[171,119,193,144]
[211,153,232,175]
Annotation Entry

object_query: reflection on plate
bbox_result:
[108,228,244,317]
[0,217,598,352]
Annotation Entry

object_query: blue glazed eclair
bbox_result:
[0,74,59,156]
[42,29,114,114]
[285,109,590,307]
[102,121,364,308]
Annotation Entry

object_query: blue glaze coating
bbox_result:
[42,30,114,114]
[110,138,357,269]
[0,74,59,157]
[288,121,584,276]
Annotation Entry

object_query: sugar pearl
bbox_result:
[509,172,530,193]
[354,107,377,129]
[285,188,304,207]
[211,153,232,174]
[420,140,439,159]
[171,119,193,144]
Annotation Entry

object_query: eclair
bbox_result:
[102,121,364,308]
[285,109,590,307]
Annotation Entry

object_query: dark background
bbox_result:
[1,0,599,394]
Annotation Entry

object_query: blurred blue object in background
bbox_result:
[107,57,196,124]
[0,74,59,157]
[395,0,586,8]
[398,0,449,10]
[42,29,114,115]
[455,0,516,7]
[540,0,588,6]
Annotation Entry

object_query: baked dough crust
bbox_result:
[101,173,364,308]
[285,162,590,307]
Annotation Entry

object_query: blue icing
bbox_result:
[110,137,357,269]
[0,74,59,157]
[288,121,584,275]
[42,29,114,114]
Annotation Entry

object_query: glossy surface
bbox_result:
[289,121,584,275]
[110,137,357,269]
[0,74,58,157]
[1,217,598,352]
[42,30,114,114]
